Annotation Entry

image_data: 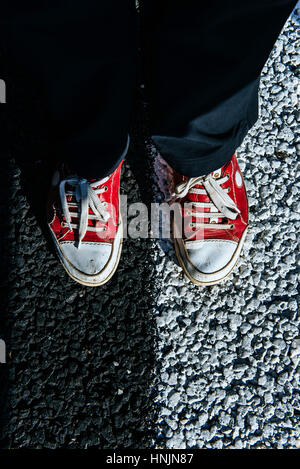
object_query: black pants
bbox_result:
[0,1,296,178]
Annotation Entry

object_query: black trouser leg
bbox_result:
[0,1,138,179]
[141,0,297,176]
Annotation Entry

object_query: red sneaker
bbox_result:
[48,161,123,286]
[173,154,248,285]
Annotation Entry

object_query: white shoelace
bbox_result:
[59,176,110,247]
[175,173,240,231]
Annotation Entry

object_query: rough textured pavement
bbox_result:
[152,6,300,449]
[0,5,299,449]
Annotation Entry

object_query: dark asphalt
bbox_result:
[0,79,160,448]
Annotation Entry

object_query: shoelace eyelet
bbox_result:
[213,172,220,179]
[103,186,108,192]
[227,187,231,193]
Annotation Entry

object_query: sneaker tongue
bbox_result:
[88,174,111,186]
[88,177,103,182]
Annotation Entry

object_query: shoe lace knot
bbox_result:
[60,176,110,247]
[174,172,240,231]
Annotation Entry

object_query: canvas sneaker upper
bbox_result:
[48,160,123,286]
[173,154,248,285]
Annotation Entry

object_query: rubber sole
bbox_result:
[49,217,123,288]
[173,227,248,286]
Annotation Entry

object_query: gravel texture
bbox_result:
[0,4,299,450]
[151,6,300,449]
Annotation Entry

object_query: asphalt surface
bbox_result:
[0,92,159,448]
[151,6,300,449]
[0,5,299,449]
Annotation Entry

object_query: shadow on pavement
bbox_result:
[0,74,158,448]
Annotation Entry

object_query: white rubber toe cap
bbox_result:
[60,242,112,275]
[186,239,238,274]
[49,217,123,287]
